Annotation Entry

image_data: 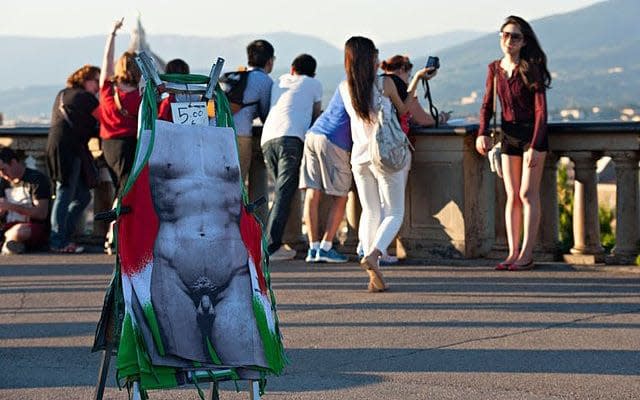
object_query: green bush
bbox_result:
[599,205,616,253]
[557,165,574,253]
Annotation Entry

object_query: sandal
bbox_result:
[495,262,511,271]
[50,243,85,254]
[508,261,535,271]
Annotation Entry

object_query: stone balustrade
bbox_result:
[1,121,638,264]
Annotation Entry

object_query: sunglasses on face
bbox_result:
[500,31,524,42]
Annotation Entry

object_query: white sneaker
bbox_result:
[2,240,25,255]
[269,244,296,261]
[380,253,399,265]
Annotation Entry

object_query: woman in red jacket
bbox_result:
[476,16,552,271]
[96,18,142,196]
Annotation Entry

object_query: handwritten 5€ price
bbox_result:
[170,102,208,125]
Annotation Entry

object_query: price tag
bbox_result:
[170,101,208,125]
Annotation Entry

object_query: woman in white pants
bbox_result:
[339,36,435,292]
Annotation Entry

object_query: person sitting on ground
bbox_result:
[261,54,322,260]
[0,147,52,255]
[299,87,351,263]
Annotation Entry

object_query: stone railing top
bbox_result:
[0,126,49,136]
[2,121,638,139]
[410,121,640,137]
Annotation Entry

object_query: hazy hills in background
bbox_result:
[1,0,638,121]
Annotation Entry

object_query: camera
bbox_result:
[425,56,440,70]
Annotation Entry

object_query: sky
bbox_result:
[1,0,603,47]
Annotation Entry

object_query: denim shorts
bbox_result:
[500,121,548,156]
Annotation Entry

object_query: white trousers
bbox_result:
[352,156,410,255]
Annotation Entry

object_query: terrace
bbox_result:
[1,121,639,265]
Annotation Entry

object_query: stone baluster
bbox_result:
[283,190,305,250]
[344,190,361,253]
[536,152,560,260]
[566,152,604,263]
[248,138,268,225]
[608,151,640,264]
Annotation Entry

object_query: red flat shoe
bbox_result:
[495,262,511,271]
[508,261,535,271]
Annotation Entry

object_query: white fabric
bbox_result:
[352,156,410,255]
[338,81,377,165]
[4,187,30,223]
[260,74,323,147]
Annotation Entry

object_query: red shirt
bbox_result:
[478,60,548,151]
[97,82,142,140]
[157,94,175,122]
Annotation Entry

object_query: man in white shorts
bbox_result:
[299,88,352,263]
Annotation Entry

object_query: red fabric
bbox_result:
[478,60,548,151]
[118,166,159,276]
[239,206,267,294]
[2,221,47,249]
[158,94,175,122]
[399,112,411,134]
[97,82,142,140]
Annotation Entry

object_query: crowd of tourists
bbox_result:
[0,15,549,292]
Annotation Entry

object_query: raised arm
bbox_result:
[384,67,437,115]
[100,18,124,87]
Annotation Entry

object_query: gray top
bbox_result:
[232,67,273,137]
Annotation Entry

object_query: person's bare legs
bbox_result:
[515,150,546,266]
[303,188,321,243]
[322,195,348,243]
[501,154,523,265]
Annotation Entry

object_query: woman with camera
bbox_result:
[475,16,551,271]
[339,37,436,291]
[380,55,449,132]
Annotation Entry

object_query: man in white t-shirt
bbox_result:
[261,54,322,260]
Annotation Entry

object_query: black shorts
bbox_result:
[102,136,137,196]
[500,121,548,156]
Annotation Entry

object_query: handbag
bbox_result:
[369,76,413,172]
[487,72,503,178]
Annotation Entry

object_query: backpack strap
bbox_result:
[58,90,74,128]
[112,83,137,119]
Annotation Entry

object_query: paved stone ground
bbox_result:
[1,254,639,399]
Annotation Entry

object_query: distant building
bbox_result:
[460,91,478,105]
[129,15,165,70]
[560,109,583,120]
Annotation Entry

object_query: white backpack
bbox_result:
[369,76,413,172]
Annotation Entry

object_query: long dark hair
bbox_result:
[502,15,551,90]
[344,36,378,122]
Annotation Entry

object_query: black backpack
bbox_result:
[219,70,259,114]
